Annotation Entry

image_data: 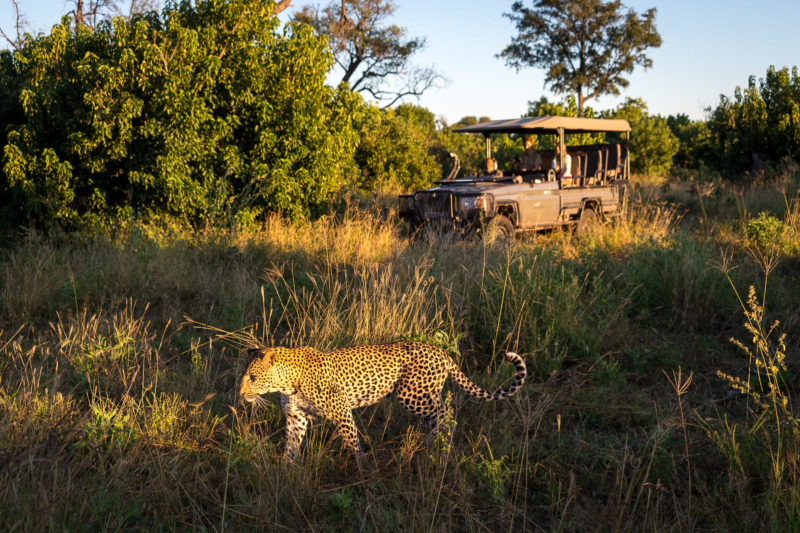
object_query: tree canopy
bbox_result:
[500,0,661,116]
[609,98,677,176]
[294,0,443,108]
[707,66,800,177]
[0,0,358,228]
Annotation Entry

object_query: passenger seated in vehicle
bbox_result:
[485,157,503,177]
[551,145,572,183]
[512,136,542,172]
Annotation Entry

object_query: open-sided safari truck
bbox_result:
[398,116,631,239]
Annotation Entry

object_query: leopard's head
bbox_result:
[239,348,287,402]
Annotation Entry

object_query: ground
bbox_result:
[1,171,800,530]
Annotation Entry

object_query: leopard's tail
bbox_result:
[448,352,526,400]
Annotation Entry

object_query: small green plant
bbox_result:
[70,329,137,377]
[471,440,512,502]
[326,489,358,528]
[143,392,182,443]
[83,401,138,450]
[744,212,796,254]
[406,329,462,357]
[718,287,795,428]
[429,392,457,456]
[591,358,626,388]
[190,338,204,377]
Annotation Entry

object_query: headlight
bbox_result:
[460,196,478,210]
[460,195,492,214]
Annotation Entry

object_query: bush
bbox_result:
[744,212,799,254]
[609,98,679,176]
[0,0,358,228]
[666,113,714,169]
[352,102,441,190]
[707,66,800,177]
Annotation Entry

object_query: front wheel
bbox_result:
[485,215,515,244]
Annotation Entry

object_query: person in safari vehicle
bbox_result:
[512,135,542,172]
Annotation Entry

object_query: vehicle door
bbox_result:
[518,180,560,227]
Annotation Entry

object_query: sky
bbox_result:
[2,0,799,124]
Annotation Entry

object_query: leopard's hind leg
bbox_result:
[394,371,451,446]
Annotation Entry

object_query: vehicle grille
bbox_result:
[415,191,453,219]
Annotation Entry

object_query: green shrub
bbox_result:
[609,98,679,176]
[352,103,441,190]
[0,0,357,228]
[744,212,798,254]
[707,66,800,177]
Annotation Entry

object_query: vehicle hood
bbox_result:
[415,179,510,195]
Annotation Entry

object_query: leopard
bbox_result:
[239,340,526,460]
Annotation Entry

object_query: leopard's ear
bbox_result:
[247,347,269,364]
[248,347,277,365]
[263,349,277,365]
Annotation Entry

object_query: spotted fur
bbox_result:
[239,341,526,460]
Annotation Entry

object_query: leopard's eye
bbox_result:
[249,374,257,383]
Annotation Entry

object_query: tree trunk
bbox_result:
[74,0,85,26]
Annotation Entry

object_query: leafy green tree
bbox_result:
[394,102,436,138]
[708,66,800,176]
[432,131,483,178]
[1,0,357,227]
[666,114,713,169]
[352,102,441,190]
[609,98,677,176]
[295,0,443,107]
[500,0,661,116]
[450,116,492,129]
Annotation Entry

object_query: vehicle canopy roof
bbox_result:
[453,115,631,136]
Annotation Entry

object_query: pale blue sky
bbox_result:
[3,1,799,122]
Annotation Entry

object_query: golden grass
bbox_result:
[1,182,799,530]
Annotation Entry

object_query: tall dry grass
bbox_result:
[1,186,800,530]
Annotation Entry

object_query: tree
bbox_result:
[500,0,661,116]
[1,0,357,227]
[666,114,712,169]
[69,0,121,28]
[67,1,289,28]
[295,0,443,107]
[609,98,677,176]
[432,117,490,177]
[352,103,441,190]
[707,66,800,177]
[527,94,603,146]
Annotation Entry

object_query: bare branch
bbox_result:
[274,0,293,14]
[1,0,28,50]
[127,0,161,17]
[296,0,442,106]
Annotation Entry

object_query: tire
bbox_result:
[485,215,515,243]
[576,207,597,235]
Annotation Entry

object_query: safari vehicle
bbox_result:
[398,116,631,239]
